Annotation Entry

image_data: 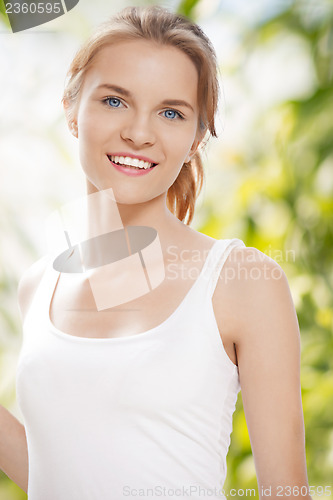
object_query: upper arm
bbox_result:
[224,247,310,497]
[17,255,49,324]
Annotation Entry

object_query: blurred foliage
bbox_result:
[0,0,332,498]
[191,0,333,495]
[0,0,10,28]
[0,471,26,499]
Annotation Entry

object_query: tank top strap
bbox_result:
[202,238,246,299]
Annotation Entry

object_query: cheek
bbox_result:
[162,125,195,156]
[78,117,109,165]
[79,111,100,140]
[77,103,109,139]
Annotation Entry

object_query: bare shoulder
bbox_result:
[221,244,287,289]
[17,254,50,323]
[223,245,285,280]
[213,245,292,344]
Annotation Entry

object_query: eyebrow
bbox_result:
[96,84,195,113]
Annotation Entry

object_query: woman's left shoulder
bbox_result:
[220,244,296,343]
[224,244,287,285]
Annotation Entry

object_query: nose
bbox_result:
[120,112,156,148]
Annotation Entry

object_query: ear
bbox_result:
[63,98,78,139]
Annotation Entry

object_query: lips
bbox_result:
[107,155,157,177]
[107,155,157,169]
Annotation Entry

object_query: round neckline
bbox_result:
[46,239,222,343]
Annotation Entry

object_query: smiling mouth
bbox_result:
[107,155,158,170]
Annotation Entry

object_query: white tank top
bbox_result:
[16,237,246,500]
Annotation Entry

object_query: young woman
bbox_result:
[1,5,312,499]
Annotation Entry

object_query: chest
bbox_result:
[49,257,204,338]
[48,248,237,365]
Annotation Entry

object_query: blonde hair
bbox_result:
[62,5,220,225]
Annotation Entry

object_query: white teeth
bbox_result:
[110,155,154,169]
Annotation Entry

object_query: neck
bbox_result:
[79,180,191,269]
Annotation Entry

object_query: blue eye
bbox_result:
[163,109,183,120]
[104,97,122,107]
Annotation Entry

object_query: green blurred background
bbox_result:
[0,0,332,498]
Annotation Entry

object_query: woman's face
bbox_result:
[68,39,202,205]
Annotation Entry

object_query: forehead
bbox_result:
[82,39,199,104]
